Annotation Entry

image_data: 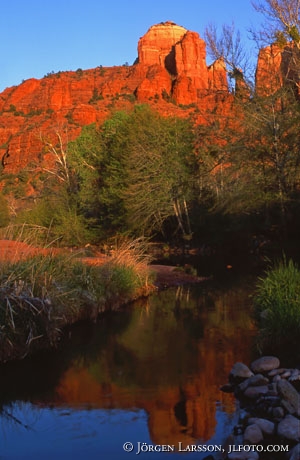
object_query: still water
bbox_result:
[0,271,258,460]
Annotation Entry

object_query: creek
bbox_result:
[0,257,260,460]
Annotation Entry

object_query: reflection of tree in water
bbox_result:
[54,280,256,447]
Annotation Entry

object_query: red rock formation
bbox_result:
[136,22,229,104]
[208,58,228,91]
[255,44,284,96]
[255,42,300,96]
[0,21,234,174]
[135,64,172,101]
[172,32,208,104]
[137,21,187,72]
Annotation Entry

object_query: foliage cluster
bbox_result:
[254,258,300,349]
[2,89,300,248]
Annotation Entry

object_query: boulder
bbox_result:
[244,423,264,443]
[248,417,275,436]
[238,373,269,392]
[290,444,300,460]
[230,362,254,381]
[277,379,300,416]
[251,356,280,374]
[268,368,286,377]
[277,415,300,442]
[244,385,269,399]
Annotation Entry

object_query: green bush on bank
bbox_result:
[254,258,300,347]
[0,239,153,361]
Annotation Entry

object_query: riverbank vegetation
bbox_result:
[254,258,300,352]
[0,237,154,361]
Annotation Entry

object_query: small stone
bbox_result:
[268,368,286,377]
[290,369,300,379]
[281,370,292,379]
[230,362,254,381]
[251,356,280,374]
[248,417,275,435]
[273,374,282,383]
[278,414,300,442]
[289,371,300,391]
[244,385,269,399]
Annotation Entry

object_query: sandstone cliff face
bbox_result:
[0,21,294,176]
[136,22,228,104]
[255,42,300,96]
[137,21,187,72]
[255,44,285,96]
[0,21,234,174]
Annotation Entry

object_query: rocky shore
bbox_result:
[220,356,300,460]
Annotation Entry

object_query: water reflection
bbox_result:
[0,278,257,458]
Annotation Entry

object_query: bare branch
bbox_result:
[204,22,254,91]
[39,127,71,186]
[252,0,300,46]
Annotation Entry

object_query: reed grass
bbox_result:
[254,257,300,348]
[0,236,154,361]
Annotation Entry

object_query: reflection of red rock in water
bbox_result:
[53,286,256,447]
[54,366,226,446]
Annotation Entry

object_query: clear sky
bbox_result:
[0,0,262,92]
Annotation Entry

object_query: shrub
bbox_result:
[254,257,300,348]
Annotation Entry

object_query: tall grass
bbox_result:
[0,236,154,361]
[0,223,54,247]
[254,257,300,348]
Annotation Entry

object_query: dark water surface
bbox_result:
[0,267,258,459]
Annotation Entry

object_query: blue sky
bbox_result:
[0,0,261,92]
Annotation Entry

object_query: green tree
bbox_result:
[68,106,198,240]
[122,106,197,237]
[195,85,300,234]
